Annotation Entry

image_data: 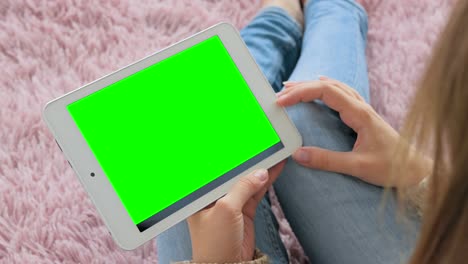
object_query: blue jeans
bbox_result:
[157,1,419,263]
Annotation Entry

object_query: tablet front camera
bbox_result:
[90,172,95,177]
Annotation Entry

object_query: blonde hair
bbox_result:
[398,0,468,262]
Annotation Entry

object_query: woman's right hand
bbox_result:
[277,77,432,188]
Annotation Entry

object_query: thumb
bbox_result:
[293,147,360,176]
[223,169,269,210]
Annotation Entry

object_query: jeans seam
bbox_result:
[351,23,360,91]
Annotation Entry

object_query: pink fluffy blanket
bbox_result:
[0,0,453,263]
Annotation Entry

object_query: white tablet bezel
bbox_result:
[43,23,302,250]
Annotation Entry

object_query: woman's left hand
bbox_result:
[187,161,285,263]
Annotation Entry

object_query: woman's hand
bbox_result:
[277,77,431,188]
[187,161,285,263]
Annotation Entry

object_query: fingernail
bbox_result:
[318,75,329,80]
[294,149,309,162]
[253,169,268,181]
[283,81,296,85]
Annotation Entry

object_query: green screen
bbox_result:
[68,36,280,227]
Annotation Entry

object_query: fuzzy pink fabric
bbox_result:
[0,0,453,263]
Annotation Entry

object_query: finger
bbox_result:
[282,81,303,88]
[242,196,261,219]
[277,81,369,131]
[268,160,286,184]
[277,82,309,97]
[252,186,269,205]
[284,78,361,101]
[276,87,293,98]
[293,146,363,176]
[278,82,306,94]
[277,80,345,106]
[318,76,355,98]
[250,160,286,204]
[276,80,323,101]
[320,77,365,102]
[223,169,269,210]
[323,81,358,101]
[310,79,361,103]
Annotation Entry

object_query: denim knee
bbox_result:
[305,0,368,43]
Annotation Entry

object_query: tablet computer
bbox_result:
[43,23,302,250]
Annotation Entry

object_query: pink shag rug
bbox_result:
[0,0,454,263]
